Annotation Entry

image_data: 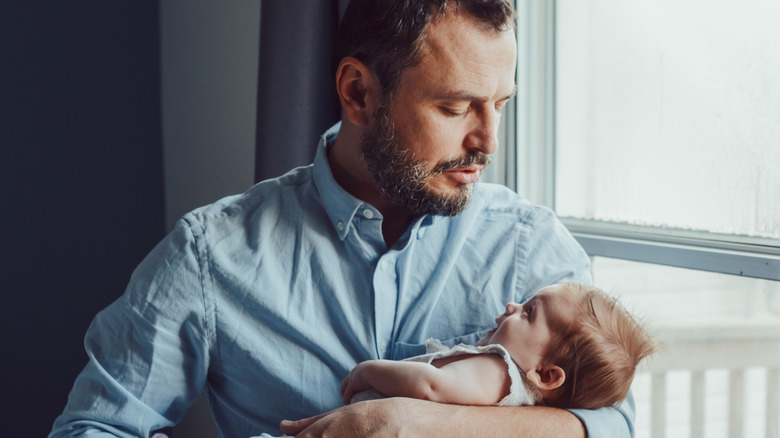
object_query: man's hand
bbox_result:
[280,399,407,438]
[279,397,587,438]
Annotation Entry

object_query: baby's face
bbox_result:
[477,284,579,373]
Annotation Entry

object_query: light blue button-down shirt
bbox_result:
[50,123,634,438]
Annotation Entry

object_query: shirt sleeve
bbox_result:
[570,392,637,438]
[49,218,213,438]
[519,206,635,438]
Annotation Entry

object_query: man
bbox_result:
[51,1,634,437]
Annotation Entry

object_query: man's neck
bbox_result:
[379,207,415,248]
[328,131,415,248]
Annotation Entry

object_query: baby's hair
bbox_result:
[542,282,655,410]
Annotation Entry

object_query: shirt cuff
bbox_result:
[568,394,635,438]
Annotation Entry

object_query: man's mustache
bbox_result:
[432,152,493,175]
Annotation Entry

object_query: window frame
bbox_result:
[506,0,780,282]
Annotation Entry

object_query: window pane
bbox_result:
[592,257,780,325]
[591,257,780,438]
[555,1,780,239]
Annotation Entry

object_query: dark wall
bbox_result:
[0,2,164,436]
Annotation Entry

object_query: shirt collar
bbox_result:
[313,122,368,240]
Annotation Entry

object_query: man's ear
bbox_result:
[335,56,381,127]
[526,364,566,391]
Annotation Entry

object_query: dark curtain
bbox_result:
[0,2,164,436]
[255,0,350,182]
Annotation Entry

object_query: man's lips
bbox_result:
[445,165,483,184]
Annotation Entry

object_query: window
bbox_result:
[556,1,780,240]
[500,1,780,437]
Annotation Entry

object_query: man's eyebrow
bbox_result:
[434,84,518,102]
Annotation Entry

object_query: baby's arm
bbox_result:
[340,353,511,406]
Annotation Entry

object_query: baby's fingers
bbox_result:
[341,377,355,405]
[341,382,354,405]
[340,376,350,396]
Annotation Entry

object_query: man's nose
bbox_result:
[506,302,520,314]
[465,106,500,155]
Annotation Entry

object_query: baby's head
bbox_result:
[478,281,655,410]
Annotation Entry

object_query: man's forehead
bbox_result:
[421,11,516,60]
[398,13,516,100]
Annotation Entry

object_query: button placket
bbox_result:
[373,254,397,359]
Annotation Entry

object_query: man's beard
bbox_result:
[361,107,492,217]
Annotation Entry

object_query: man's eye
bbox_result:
[442,106,468,116]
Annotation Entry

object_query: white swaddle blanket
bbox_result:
[350,338,542,406]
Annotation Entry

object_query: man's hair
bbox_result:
[542,282,655,410]
[332,0,516,97]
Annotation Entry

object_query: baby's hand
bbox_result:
[339,361,375,404]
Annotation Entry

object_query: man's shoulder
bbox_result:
[469,182,555,224]
[182,164,316,229]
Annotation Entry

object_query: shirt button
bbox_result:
[337,221,344,231]
[379,260,388,271]
[363,208,374,219]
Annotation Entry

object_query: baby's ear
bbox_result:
[526,364,565,391]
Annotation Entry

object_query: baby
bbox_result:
[341,281,655,410]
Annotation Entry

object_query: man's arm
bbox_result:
[280,398,586,438]
[340,355,509,406]
[49,219,211,437]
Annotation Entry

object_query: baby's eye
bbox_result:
[523,305,533,317]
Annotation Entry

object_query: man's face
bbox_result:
[361,104,492,216]
[361,12,517,216]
